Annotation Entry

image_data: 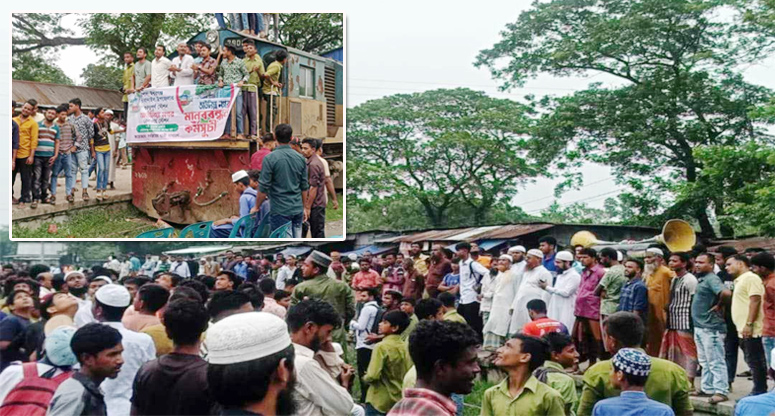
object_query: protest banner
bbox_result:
[127,84,239,143]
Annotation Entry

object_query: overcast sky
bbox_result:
[4,2,775,228]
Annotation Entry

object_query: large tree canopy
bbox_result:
[477,0,775,237]
[276,13,343,54]
[348,88,550,228]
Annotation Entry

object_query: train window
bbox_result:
[299,66,314,98]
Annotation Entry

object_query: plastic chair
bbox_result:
[136,228,175,238]
[247,213,272,238]
[229,214,256,238]
[179,221,213,238]
[269,221,293,238]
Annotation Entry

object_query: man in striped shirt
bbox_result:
[660,252,699,387]
[33,108,60,208]
[51,104,79,203]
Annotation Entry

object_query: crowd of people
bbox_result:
[12,98,127,207]
[0,240,773,416]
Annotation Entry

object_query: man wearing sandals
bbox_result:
[32,107,60,209]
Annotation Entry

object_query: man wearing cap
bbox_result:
[591,348,674,416]
[644,247,676,356]
[291,251,356,352]
[507,246,527,290]
[454,242,489,341]
[92,284,155,416]
[205,312,297,415]
[483,255,519,350]
[73,275,112,328]
[508,248,552,337]
[210,170,258,238]
[540,250,581,332]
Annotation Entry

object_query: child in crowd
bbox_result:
[438,259,461,302]
[363,310,413,416]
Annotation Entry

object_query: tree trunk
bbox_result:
[714,199,734,238]
[685,163,716,238]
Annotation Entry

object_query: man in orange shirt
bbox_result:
[522,299,569,338]
[644,247,675,356]
[352,258,383,290]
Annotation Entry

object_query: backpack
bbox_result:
[365,305,386,344]
[0,363,73,416]
[532,366,566,384]
[470,261,484,293]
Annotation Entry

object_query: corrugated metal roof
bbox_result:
[377,223,557,243]
[13,80,124,112]
[708,237,775,254]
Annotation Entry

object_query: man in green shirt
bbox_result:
[121,52,135,116]
[291,250,355,351]
[439,292,467,324]
[595,247,627,357]
[539,332,580,416]
[217,45,249,138]
[399,297,419,342]
[241,39,264,139]
[577,311,693,416]
[482,334,565,416]
[363,310,413,415]
[261,49,287,134]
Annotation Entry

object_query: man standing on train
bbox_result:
[261,50,287,135]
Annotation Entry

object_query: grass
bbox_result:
[326,192,344,223]
[12,206,157,238]
[464,380,495,416]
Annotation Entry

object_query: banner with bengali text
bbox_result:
[127,84,238,143]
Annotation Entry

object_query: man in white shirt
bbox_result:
[455,242,490,341]
[540,250,581,331]
[288,298,363,416]
[170,43,195,86]
[277,255,298,290]
[92,284,156,416]
[141,255,156,275]
[508,249,552,336]
[508,245,528,292]
[150,45,172,88]
[170,256,191,279]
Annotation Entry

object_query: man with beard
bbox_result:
[595,248,627,346]
[287,299,363,416]
[643,247,675,356]
[483,255,519,351]
[381,254,403,294]
[617,259,649,321]
[507,246,527,291]
[205,312,297,416]
[48,324,123,416]
[65,271,89,312]
[389,321,481,416]
[409,243,430,280]
[540,250,581,332]
[660,252,698,388]
[425,244,452,299]
[291,251,356,351]
[508,249,551,337]
[131,47,152,92]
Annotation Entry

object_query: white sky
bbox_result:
[3,2,775,227]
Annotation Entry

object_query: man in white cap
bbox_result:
[540,250,581,332]
[287,299,363,416]
[92,284,155,416]
[205,312,298,415]
[292,251,356,352]
[74,275,113,328]
[508,245,527,290]
[508,248,552,336]
[644,247,675,357]
[210,170,258,238]
[483,254,519,350]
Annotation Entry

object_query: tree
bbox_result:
[477,0,775,237]
[12,53,73,85]
[276,13,343,54]
[81,64,124,90]
[539,201,614,224]
[348,88,548,228]
[12,14,85,53]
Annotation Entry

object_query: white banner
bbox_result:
[126,84,239,143]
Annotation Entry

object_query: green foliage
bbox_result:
[12,206,157,239]
[80,64,124,90]
[12,53,74,85]
[477,0,775,236]
[348,88,548,228]
[276,13,343,54]
[78,13,211,65]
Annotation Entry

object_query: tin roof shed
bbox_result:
[12,80,124,112]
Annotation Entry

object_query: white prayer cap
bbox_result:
[347,253,358,261]
[499,254,513,263]
[64,271,84,280]
[92,275,112,285]
[527,249,544,259]
[104,109,114,115]
[556,251,574,262]
[232,170,248,183]
[617,251,624,262]
[646,248,664,257]
[94,284,131,308]
[508,246,526,254]
[206,312,291,365]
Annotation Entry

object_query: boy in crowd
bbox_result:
[0,290,35,371]
[399,297,419,341]
[363,310,413,416]
[48,323,124,416]
[522,298,569,337]
[350,287,381,403]
[591,349,674,416]
[438,259,460,300]
[439,292,467,324]
[538,332,580,416]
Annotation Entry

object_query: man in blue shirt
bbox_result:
[735,349,775,416]
[210,170,257,238]
[617,258,648,321]
[539,236,558,280]
[592,348,675,416]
